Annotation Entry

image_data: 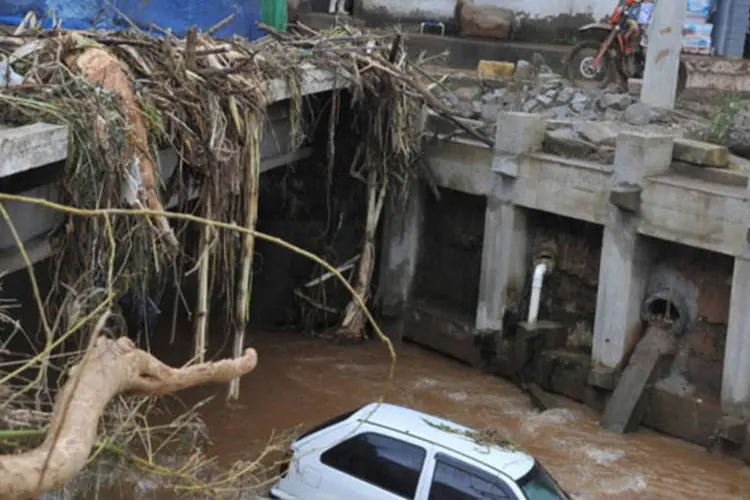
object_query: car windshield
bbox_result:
[517,463,569,500]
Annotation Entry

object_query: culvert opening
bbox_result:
[645,298,682,328]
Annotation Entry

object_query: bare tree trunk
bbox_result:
[337,170,388,340]
[0,336,258,500]
[68,46,179,251]
[194,200,212,362]
[228,120,261,401]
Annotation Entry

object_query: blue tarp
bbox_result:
[0,0,263,40]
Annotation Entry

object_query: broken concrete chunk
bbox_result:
[535,94,553,107]
[624,102,653,126]
[555,87,576,105]
[574,121,619,147]
[522,99,540,113]
[515,59,532,80]
[544,128,597,158]
[601,92,633,110]
[480,103,503,122]
[673,137,730,168]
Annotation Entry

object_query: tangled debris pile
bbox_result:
[0,19,475,499]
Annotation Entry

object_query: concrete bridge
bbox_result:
[0,67,341,275]
[377,110,750,449]
[4,68,750,453]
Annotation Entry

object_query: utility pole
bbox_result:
[640,0,686,110]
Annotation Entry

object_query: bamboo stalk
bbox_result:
[228,118,261,401]
[337,170,388,339]
[194,198,211,362]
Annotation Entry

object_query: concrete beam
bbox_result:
[425,138,494,196]
[0,124,67,178]
[722,179,750,417]
[0,147,315,275]
[640,0,686,109]
[474,112,544,333]
[592,132,673,373]
[0,70,342,180]
[722,256,750,418]
[376,181,425,336]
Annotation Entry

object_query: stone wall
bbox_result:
[526,212,602,353]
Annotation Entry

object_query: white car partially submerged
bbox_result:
[270,402,570,500]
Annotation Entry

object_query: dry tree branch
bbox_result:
[0,193,397,378]
[0,336,258,500]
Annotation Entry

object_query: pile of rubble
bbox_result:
[435,60,723,163]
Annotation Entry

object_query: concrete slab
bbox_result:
[600,326,677,434]
[673,137,730,168]
[0,123,67,177]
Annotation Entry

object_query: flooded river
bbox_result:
[172,332,750,500]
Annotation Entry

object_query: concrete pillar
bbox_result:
[475,112,545,333]
[722,188,750,417]
[640,0,686,109]
[376,180,424,321]
[591,132,674,378]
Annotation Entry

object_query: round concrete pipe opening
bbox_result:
[642,292,689,337]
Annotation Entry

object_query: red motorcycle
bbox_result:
[563,1,688,95]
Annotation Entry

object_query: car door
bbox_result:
[422,451,525,500]
[314,427,432,500]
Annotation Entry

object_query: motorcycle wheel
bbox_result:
[564,40,614,88]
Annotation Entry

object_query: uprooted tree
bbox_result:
[0,334,258,500]
[0,13,486,499]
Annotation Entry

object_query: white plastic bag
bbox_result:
[0,60,24,88]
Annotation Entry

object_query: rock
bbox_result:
[575,121,619,147]
[673,137,730,167]
[581,110,599,121]
[515,59,532,80]
[544,128,597,158]
[570,100,588,114]
[480,103,504,122]
[604,108,624,122]
[550,106,571,119]
[492,87,510,103]
[556,86,576,105]
[536,94,554,107]
[624,102,653,126]
[601,92,633,110]
[480,91,495,104]
[522,99,540,113]
[471,100,482,114]
[458,2,517,40]
[540,76,563,90]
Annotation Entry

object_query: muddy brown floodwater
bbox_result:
[174,332,750,500]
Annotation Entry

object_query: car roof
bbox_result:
[352,402,535,481]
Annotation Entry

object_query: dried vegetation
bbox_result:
[0,13,474,499]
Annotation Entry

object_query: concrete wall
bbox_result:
[358,0,609,40]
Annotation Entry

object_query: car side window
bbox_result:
[320,432,426,499]
[428,454,518,500]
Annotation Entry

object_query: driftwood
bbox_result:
[66,46,180,251]
[0,336,258,499]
